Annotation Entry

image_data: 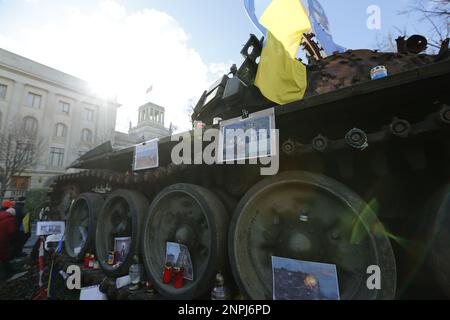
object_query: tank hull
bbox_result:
[52,46,450,299]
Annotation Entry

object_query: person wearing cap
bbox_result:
[0,200,17,280]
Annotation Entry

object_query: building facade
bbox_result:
[129,102,171,141]
[113,102,172,148]
[0,48,120,195]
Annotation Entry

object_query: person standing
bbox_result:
[39,207,44,221]
[13,197,29,258]
[22,209,31,249]
[0,201,17,280]
[120,243,126,262]
[39,204,50,221]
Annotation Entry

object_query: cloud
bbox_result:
[1,0,231,133]
[208,61,234,78]
[98,0,126,19]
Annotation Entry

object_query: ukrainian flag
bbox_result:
[245,0,311,105]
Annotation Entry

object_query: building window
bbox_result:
[81,129,93,143]
[27,92,42,109]
[0,84,7,99]
[54,123,67,138]
[49,147,65,168]
[23,116,38,135]
[59,101,70,115]
[83,108,94,121]
[17,143,34,162]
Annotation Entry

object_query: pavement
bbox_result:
[2,222,37,285]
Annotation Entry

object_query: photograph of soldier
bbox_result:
[114,237,131,263]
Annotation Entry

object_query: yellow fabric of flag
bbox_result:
[23,213,30,234]
[255,0,311,104]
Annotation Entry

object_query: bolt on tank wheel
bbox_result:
[65,193,104,261]
[229,171,397,300]
[96,189,149,277]
[142,184,229,299]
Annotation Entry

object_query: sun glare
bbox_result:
[88,78,119,102]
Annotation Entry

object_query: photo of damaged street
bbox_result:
[0,0,449,303]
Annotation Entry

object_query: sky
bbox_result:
[0,0,439,133]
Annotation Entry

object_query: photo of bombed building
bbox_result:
[273,268,323,300]
[1,0,450,304]
[272,257,339,300]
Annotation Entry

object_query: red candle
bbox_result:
[163,266,173,284]
[173,268,184,289]
[83,253,90,269]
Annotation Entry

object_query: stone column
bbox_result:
[5,81,24,123]
[67,99,82,166]
[38,91,56,171]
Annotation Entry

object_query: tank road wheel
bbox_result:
[53,184,80,219]
[142,184,229,299]
[96,189,149,277]
[229,171,397,300]
[427,184,450,298]
[65,193,104,261]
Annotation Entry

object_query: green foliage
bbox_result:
[25,188,48,220]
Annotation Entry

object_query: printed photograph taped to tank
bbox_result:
[218,108,276,163]
[272,256,340,300]
[133,139,159,171]
[165,242,194,280]
[114,237,131,264]
[36,221,65,236]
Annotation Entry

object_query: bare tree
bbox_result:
[375,27,409,52]
[186,99,196,129]
[0,119,46,201]
[400,0,449,49]
[375,0,449,53]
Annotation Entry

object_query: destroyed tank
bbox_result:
[51,34,450,300]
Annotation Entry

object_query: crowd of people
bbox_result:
[0,197,31,281]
